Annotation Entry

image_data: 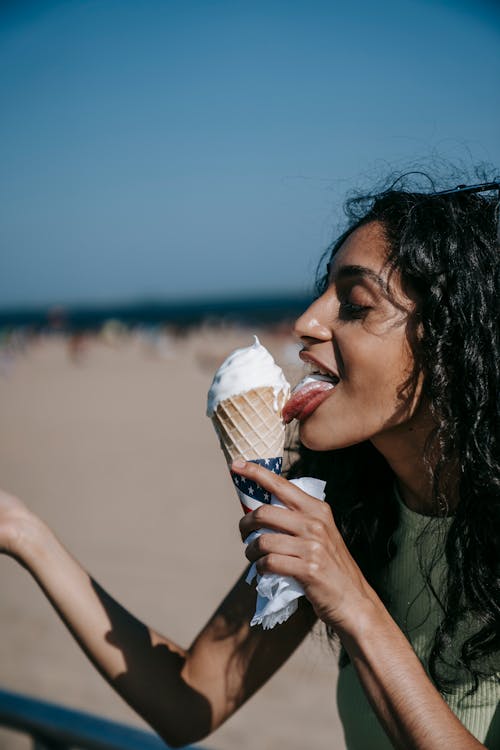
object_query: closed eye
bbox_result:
[338,300,370,320]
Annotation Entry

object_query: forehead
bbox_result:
[330,221,390,277]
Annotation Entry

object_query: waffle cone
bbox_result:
[211,386,287,464]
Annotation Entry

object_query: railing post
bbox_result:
[0,686,209,749]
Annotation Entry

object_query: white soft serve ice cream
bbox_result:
[206,336,289,417]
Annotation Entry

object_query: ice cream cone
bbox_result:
[206,337,326,630]
[211,385,288,465]
[207,337,290,514]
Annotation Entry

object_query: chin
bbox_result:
[298,419,368,452]
[298,423,341,452]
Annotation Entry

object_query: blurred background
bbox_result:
[0,1,499,749]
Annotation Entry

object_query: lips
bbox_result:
[282,373,338,424]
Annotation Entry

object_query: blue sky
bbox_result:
[1,0,499,307]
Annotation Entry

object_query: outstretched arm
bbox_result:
[235,459,486,750]
[0,488,316,748]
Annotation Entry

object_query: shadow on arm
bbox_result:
[91,568,316,748]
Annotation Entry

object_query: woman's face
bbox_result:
[293,220,425,452]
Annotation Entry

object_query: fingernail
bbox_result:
[232,458,247,469]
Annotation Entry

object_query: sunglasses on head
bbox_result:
[430,181,500,240]
[431,181,500,197]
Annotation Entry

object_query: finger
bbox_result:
[254,552,317,583]
[239,504,305,541]
[231,459,322,512]
[245,532,307,563]
[239,499,339,543]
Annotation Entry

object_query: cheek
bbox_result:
[344,326,414,384]
[352,336,420,419]
[339,329,420,420]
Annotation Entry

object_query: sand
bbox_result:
[0,328,346,750]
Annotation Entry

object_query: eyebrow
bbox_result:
[331,264,388,293]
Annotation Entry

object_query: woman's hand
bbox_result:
[233,459,377,633]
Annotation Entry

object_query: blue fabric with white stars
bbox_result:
[230,457,282,504]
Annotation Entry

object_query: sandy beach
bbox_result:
[0,328,346,750]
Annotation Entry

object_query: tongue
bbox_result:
[282,379,335,424]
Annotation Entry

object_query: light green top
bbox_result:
[336,489,500,749]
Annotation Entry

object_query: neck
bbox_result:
[371,408,445,516]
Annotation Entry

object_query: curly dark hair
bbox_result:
[287,171,500,694]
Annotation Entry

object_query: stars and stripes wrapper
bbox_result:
[230,459,326,629]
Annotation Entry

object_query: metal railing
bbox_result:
[0,687,208,750]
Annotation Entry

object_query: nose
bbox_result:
[293,295,332,344]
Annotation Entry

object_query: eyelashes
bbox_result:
[338,299,370,320]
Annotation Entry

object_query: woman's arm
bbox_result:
[0,488,316,748]
[338,600,485,750]
[235,459,486,750]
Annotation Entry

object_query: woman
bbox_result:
[0,174,499,749]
